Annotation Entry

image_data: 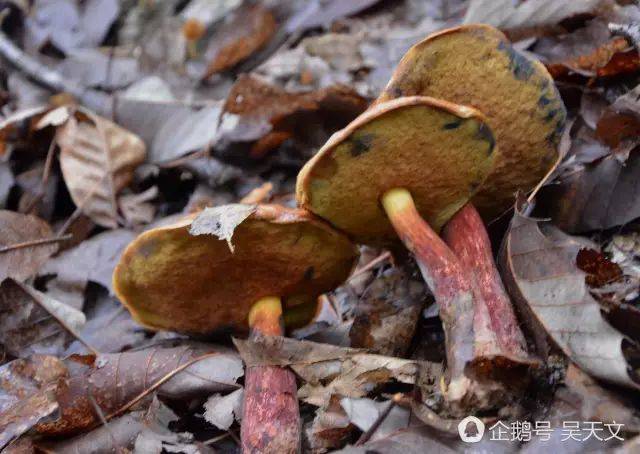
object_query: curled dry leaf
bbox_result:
[35,343,243,436]
[0,278,86,358]
[189,204,257,252]
[221,74,367,158]
[0,355,68,450]
[0,210,58,282]
[501,207,640,390]
[50,106,146,228]
[0,106,50,156]
[203,3,276,78]
[546,37,635,79]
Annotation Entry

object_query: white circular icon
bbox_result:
[458,415,485,443]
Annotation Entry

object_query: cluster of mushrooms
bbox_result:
[112,24,566,453]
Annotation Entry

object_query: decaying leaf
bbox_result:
[203,3,276,78]
[0,210,58,282]
[0,278,86,358]
[547,150,640,233]
[0,355,68,450]
[35,343,243,436]
[546,37,634,79]
[48,106,146,228]
[118,186,158,227]
[203,388,244,430]
[501,207,640,390]
[0,106,50,156]
[233,335,438,407]
[285,0,383,32]
[189,204,256,252]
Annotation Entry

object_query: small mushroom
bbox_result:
[376,24,566,369]
[113,204,358,454]
[296,96,497,393]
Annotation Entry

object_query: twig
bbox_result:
[354,394,402,446]
[0,27,112,116]
[0,234,72,253]
[348,251,392,281]
[202,432,230,446]
[88,394,120,452]
[226,429,241,446]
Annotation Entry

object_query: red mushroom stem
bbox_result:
[241,296,300,454]
[442,203,533,368]
[381,188,474,395]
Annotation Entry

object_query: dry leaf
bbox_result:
[41,228,136,298]
[118,186,158,227]
[37,411,145,453]
[340,397,410,441]
[54,106,146,228]
[203,3,276,78]
[0,278,85,358]
[464,0,606,32]
[189,204,256,252]
[501,207,640,390]
[35,343,243,436]
[203,388,244,430]
[0,355,68,450]
[232,335,436,407]
[221,75,367,158]
[547,150,640,233]
[0,210,58,282]
[349,266,426,357]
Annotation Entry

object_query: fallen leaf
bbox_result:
[0,210,58,282]
[576,248,623,287]
[189,203,257,252]
[546,37,633,79]
[36,411,145,453]
[57,49,140,89]
[463,0,606,34]
[180,0,241,28]
[340,397,410,441]
[41,228,136,298]
[203,3,276,78]
[52,106,146,228]
[203,388,244,430]
[233,335,438,407]
[501,207,640,390]
[0,279,86,358]
[133,397,202,454]
[306,396,354,451]
[0,355,68,450]
[349,266,426,357]
[118,186,158,227]
[35,343,243,435]
[547,150,640,233]
[285,0,383,32]
[221,74,367,158]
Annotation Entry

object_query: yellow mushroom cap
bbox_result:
[113,204,358,335]
[296,96,497,245]
[377,24,567,220]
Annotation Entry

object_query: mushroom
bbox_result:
[296,96,497,395]
[375,24,566,368]
[113,204,358,454]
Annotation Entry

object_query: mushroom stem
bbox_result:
[242,296,300,454]
[442,203,532,367]
[381,188,474,387]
